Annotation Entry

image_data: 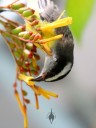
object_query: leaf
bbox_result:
[22,90,28,96]
[65,0,95,41]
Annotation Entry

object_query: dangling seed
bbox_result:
[10,2,25,10]
[12,26,25,35]
[23,9,35,17]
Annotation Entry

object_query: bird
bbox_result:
[30,0,74,82]
[0,0,74,82]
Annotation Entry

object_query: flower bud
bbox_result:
[23,32,33,39]
[12,26,25,35]
[18,7,28,14]
[33,71,38,76]
[32,33,42,41]
[36,65,40,70]
[29,15,38,22]
[29,34,35,40]
[19,31,32,39]
[19,66,24,73]
[10,2,25,10]
[31,20,39,26]
[31,45,37,52]
[23,9,35,17]
[26,42,33,50]
[34,54,40,60]
[23,49,33,58]
[25,61,30,66]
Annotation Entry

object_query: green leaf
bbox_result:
[65,0,95,41]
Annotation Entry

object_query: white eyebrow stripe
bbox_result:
[45,62,72,82]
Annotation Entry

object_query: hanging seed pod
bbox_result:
[10,2,26,10]
[12,26,25,35]
[23,9,35,17]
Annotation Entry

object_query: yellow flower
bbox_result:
[19,74,58,109]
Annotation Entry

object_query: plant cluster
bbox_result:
[0,0,72,127]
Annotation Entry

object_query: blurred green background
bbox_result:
[0,0,96,128]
